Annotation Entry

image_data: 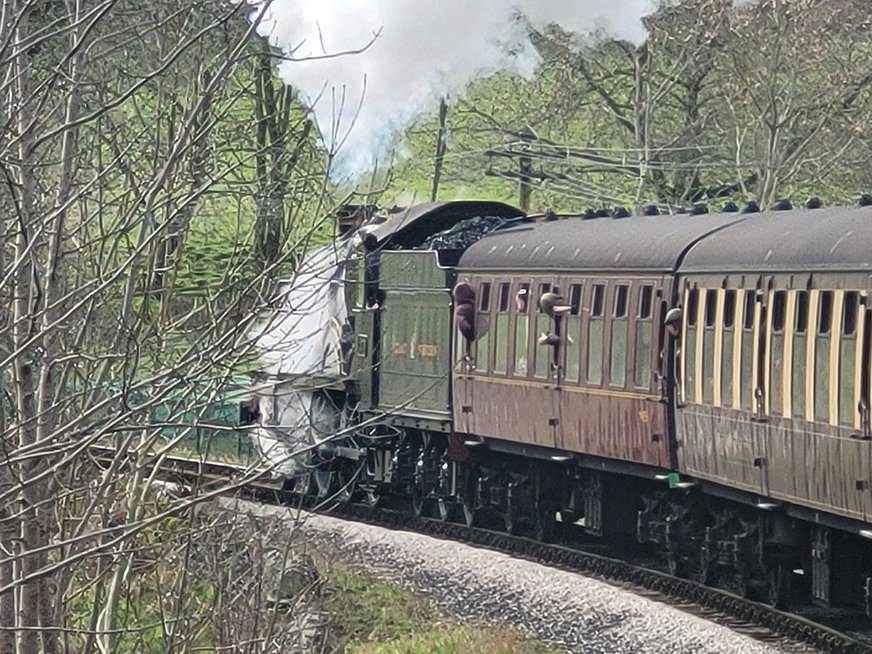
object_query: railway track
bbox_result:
[97,449,872,654]
[323,501,871,654]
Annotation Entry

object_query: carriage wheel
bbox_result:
[533,468,556,542]
[767,563,792,609]
[462,467,479,528]
[503,481,518,535]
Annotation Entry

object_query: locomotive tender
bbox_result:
[274,199,872,614]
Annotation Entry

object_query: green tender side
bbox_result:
[378,251,454,422]
[99,379,256,469]
[153,381,256,467]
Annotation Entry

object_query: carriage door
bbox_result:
[751,284,771,496]
[860,301,872,521]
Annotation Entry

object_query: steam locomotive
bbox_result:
[250,199,872,615]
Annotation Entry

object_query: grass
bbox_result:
[350,625,564,654]
[320,566,565,654]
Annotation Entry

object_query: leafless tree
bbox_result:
[0,1,337,651]
[717,0,872,205]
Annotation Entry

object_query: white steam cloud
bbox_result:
[255,1,659,178]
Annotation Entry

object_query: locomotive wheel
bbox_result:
[437,497,454,522]
[362,489,380,508]
[335,463,357,503]
[311,470,333,499]
[411,481,426,517]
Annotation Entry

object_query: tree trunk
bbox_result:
[430,98,448,201]
[10,6,47,651]
[253,42,312,272]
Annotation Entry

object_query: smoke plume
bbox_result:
[255,0,659,177]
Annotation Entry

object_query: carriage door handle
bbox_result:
[859,399,870,440]
[752,387,768,423]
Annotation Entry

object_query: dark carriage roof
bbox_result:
[362,200,525,248]
[458,212,745,273]
[680,205,872,273]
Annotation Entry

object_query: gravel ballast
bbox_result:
[220,499,819,654]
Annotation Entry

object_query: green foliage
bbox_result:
[377,0,872,211]
[321,568,436,644]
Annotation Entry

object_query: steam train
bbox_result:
[250,199,872,615]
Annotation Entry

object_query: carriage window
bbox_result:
[723,291,736,328]
[687,289,699,327]
[839,292,859,426]
[591,284,605,317]
[516,282,531,314]
[818,292,833,333]
[493,283,511,374]
[513,282,531,376]
[610,285,630,387]
[587,284,606,384]
[815,291,833,422]
[702,290,718,402]
[721,290,736,405]
[772,291,786,332]
[537,283,552,312]
[565,284,583,381]
[614,285,629,318]
[634,285,654,388]
[533,313,554,379]
[474,324,489,373]
[569,284,582,316]
[796,291,809,331]
[770,291,787,416]
[743,292,755,329]
[497,283,511,313]
[479,283,491,312]
[534,282,553,378]
[740,291,755,410]
[792,291,808,418]
[638,286,653,320]
[684,288,699,402]
[843,292,858,336]
[704,290,717,327]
